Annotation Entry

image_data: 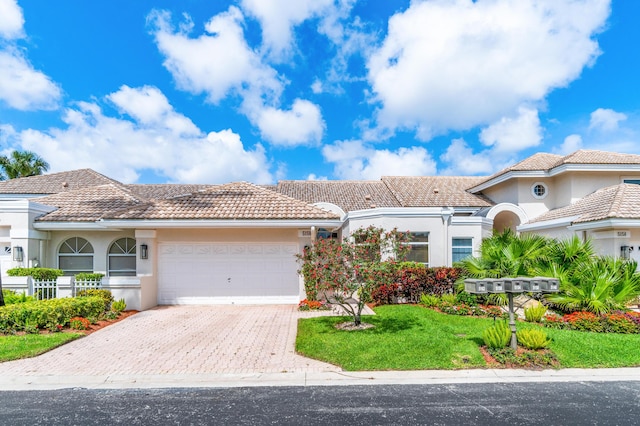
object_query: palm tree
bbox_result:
[0,150,50,180]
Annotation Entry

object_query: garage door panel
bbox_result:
[158,242,299,304]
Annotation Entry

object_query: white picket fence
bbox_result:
[32,279,57,300]
[29,278,103,300]
[73,279,103,296]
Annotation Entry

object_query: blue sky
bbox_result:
[0,0,638,184]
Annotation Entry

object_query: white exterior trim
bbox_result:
[568,219,640,231]
[518,216,580,232]
[35,219,343,230]
[486,203,529,224]
[162,296,299,305]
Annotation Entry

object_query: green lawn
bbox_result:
[296,305,640,370]
[0,333,83,362]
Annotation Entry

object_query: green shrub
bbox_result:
[482,321,511,349]
[6,267,63,280]
[1,289,35,304]
[0,296,105,332]
[111,298,127,313]
[420,294,440,308]
[74,273,104,281]
[517,328,551,349]
[77,289,113,311]
[440,293,456,304]
[524,304,547,323]
[455,291,478,306]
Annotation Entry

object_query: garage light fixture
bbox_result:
[140,244,148,260]
[12,246,23,262]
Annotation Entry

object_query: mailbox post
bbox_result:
[464,277,559,350]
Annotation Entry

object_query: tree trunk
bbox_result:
[0,275,5,307]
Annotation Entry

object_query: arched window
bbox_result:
[59,237,94,275]
[108,237,136,276]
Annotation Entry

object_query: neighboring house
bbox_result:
[2,149,640,310]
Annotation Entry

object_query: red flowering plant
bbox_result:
[298,299,330,311]
[296,226,410,326]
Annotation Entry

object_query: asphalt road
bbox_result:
[1,381,639,425]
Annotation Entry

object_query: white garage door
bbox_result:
[157,242,300,305]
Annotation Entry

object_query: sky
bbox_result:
[0,0,639,184]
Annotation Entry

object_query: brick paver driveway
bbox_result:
[0,305,340,376]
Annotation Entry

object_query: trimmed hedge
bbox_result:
[74,273,104,281]
[6,267,63,280]
[0,296,105,333]
[76,289,113,310]
[372,266,462,305]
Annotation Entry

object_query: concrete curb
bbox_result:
[2,367,639,391]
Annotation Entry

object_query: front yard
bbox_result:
[296,305,640,370]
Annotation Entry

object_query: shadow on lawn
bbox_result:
[368,316,420,333]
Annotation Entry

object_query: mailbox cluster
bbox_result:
[464,277,560,294]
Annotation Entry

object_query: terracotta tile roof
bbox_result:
[276,180,401,212]
[34,184,146,222]
[382,176,493,207]
[560,150,640,165]
[473,150,640,190]
[476,153,562,185]
[0,169,119,194]
[528,183,640,224]
[104,181,340,220]
[126,184,217,200]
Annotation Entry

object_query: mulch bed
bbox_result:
[3,310,139,336]
[479,345,560,369]
[75,310,139,335]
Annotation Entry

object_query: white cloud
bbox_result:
[322,140,436,180]
[0,0,23,40]
[240,0,334,60]
[0,49,61,110]
[256,99,324,146]
[367,0,610,140]
[589,108,627,131]
[148,7,282,104]
[440,139,501,176]
[0,1,61,111]
[479,107,542,153]
[554,134,583,154]
[149,7,326,147]
[107,85,200,136]
[10,86,273,184]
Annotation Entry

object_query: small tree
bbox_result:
[0,150,49,180]
[297,226,410,326]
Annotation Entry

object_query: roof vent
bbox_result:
[433,188,439,194]
[364,194,371,200]
[62,182,69,188]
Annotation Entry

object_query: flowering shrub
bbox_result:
[562,311,604,333]
[371,266,462,305]
[69,317,91,330]
[298,299,330,311]
[296,226,410,325]
[543,310,640,334]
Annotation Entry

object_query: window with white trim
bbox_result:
[407,232,429,266]
[108,237,137,277]
[59,237,94,275]
[531,182,548,199]
[452,238,473,263]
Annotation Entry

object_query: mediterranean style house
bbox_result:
[1,149,640,310]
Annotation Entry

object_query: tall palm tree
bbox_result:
[0,150,50,180]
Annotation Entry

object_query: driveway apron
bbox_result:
[0,305,340,376]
